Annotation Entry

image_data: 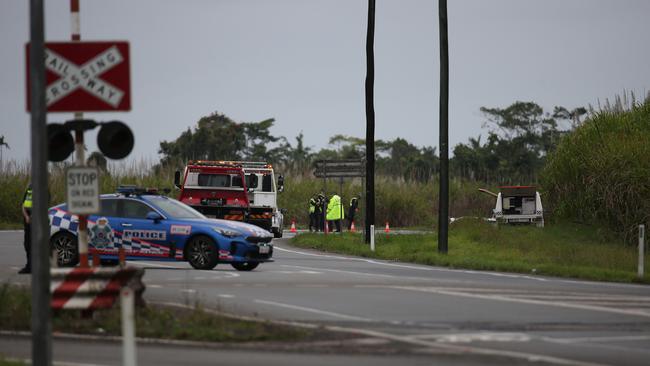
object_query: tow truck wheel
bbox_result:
[231,262,259,271]
[50,231,79,267]
[187,235,218,270]
[273,230,283,238]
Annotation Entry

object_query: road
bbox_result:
[1,230,649,365]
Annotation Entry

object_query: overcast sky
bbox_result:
[1,0,649,163]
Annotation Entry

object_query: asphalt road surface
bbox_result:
[1,230,649,366]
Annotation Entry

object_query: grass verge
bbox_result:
[0,284,325,343]
[291,219,649,284]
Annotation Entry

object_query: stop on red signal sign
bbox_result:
[26,41,131,112]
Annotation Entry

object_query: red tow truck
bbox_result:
[174,161,285,237]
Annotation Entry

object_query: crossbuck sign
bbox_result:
[26,41,131,112]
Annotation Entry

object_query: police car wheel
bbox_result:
[50,231,79,267]
[231,262,259,271]
[186,235,218,270]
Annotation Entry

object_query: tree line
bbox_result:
[155,102,586,184]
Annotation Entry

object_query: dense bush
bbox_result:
[0,160,494,229]
[542,101,650,242]
[279,177,494,228]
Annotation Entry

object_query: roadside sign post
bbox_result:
[639,224,645,279]
[121,287,137,366]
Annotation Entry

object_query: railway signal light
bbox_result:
[46,119,134,162]
[97,121,134,160]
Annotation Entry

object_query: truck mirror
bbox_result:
[277,175,284,193]
[174,171,181,188]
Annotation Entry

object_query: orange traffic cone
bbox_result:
[350,221,356,232]
[290,219,297,233]
[385,221,390,234]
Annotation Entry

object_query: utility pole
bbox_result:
[437,0,449,254]
[29,0,53,364]
[364,0,376,244]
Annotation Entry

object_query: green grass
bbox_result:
[291,219,650,284]
[0,284,322,343]
[0,222,21,230]
[0,356,24,366]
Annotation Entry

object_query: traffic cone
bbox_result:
[290,219,297,233]
[350,221,356,232]
[385,221,390,234]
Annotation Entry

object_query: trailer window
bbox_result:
[198,174,230,187]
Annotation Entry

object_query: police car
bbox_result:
[48,186,274,271]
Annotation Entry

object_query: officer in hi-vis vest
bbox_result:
[19,184,32,274]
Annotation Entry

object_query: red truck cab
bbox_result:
[174,161,285,236]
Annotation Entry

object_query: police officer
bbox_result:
[326,192,344,233]
[19,184,32,274]
[316,193,325,232]
[308,195,317,232]
[348,195,359,230]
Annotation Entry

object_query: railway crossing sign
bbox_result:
[26,41,131,112]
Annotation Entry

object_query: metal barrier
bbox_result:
[50,266,145,310]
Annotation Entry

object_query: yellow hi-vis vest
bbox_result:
[309,198,316,213]
[23,188,33,209]
[326,195,344,221]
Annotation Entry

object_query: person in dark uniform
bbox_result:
[19,184,32,274]
[348,195,359,230]
[308,195,317,232]
[316,193,325,232]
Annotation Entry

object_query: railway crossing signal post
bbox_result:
[26,2,134,364]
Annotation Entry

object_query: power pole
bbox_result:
[29,0,53,364]
[364,0,376,244]
[437,0,449,254]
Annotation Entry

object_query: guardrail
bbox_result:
[50,266,145,310]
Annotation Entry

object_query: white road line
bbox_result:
[180,289,196,293]
[275,246,548,281]
[148,284,163,289]
[410,332,531,343]
[544,334,650,344]
[388,286,650,318]
[253,299,373,322]
[321,325,606,366]
[276,244,650,289]
[217,294,235,299]
[280,263,446,282]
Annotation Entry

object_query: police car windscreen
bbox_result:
[147,196,206,219]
